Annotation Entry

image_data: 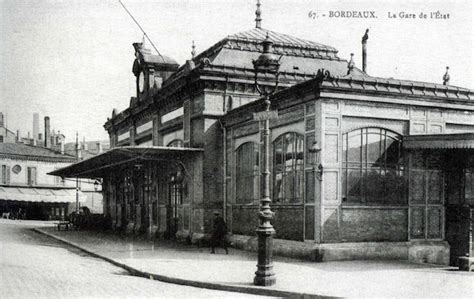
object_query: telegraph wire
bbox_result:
[118,0,166,63]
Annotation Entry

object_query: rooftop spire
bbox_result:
[255,0,262,29]
[191,40,196,58]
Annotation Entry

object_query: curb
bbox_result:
[33,228,336,299]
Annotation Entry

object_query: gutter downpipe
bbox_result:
[222,74,229,220]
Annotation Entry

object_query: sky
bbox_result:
[1,0,472,143]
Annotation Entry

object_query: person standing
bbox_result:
[210,212,228,254]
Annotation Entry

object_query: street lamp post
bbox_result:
[252,33,280,287]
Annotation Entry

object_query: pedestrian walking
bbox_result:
[210,212,228,254]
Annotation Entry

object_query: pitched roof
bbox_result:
[0,143,76,162]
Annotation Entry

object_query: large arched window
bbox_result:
[273,132,304,203]
[342,127,405,204]
[235,142,260,203]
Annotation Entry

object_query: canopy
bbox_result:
[0,186,86,203]
[48,146,203,179]
[403,133,474,150]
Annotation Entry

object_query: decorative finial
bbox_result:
[362,29,369,43]
[347,53,355,75]
[191,40,196,58]
[255,0,262,29]
[443,66,450,85]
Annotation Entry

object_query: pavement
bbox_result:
[33,225,474,298]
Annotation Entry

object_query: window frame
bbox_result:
[272,132,304,204]
[235,141,260,204]
[342,127,405,206]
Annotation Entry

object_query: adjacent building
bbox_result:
[0,115,104,218]
[0,143,86,220]
[51,7,473,265]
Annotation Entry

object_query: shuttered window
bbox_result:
[1,165,11,184]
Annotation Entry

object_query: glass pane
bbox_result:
[274,138,283,167]
[366,132,381,163]
[347,131,361,163]
[305,134,315,165]
[427,208,442,239]
[385,168,405,204]
[410,207,425,239]
[295,170,304,202]
[236,142,259,203]
[385,137,401,165]
[427,171,443,204]
[284,133,294,167]
[366,168,384,203]
[296,135,304,166]
[305,170,315,203]
[409,170,425,204]
[466,171,474,199]
[285,172,294,202]
[273,172,283,202]
[347,168,362,202]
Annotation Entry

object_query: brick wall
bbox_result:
[339,208,408,242]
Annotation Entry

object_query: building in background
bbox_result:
[0,142,84,220]
[51,4,473,266]
[0,114,104,218]
[0,112,16,144]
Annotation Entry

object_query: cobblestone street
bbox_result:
[0,220,268,298]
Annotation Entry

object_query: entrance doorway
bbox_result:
[165,174,182,239]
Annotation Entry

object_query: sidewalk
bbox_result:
[34,227,473,298]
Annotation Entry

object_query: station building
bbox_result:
[51,12,474,265]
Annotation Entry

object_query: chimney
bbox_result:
[44,116,50,148]
[16,130,20,142]
[60,142,64,155]
[362,29,369,73]
[0,112,4,127]
[82,136,88,150]
[96,142,103,154]
[33,113,39,141]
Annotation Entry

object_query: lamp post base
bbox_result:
[254,228,276,286]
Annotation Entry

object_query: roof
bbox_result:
[142,53,178,66]
[227,28,338,52]
[49,146,204,178]
[319,75,474,101]
[0,143,76,162]
[190,27,365,79]
[403,133,474,149]
[0,186,86,203]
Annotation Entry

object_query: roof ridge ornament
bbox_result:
[255,0,262,29]
[191,40,196,59]
[347,53,355,75]
[443,66,450,85]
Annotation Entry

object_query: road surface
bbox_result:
[0,220,267,298]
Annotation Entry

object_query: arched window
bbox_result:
[342,127,405,204]
[167,139,184,148]
[273,132,304,203]
[235,142,259,203]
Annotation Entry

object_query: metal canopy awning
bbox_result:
[403,133,474,150]
[48,146,204,179]
[0,186,86,203]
